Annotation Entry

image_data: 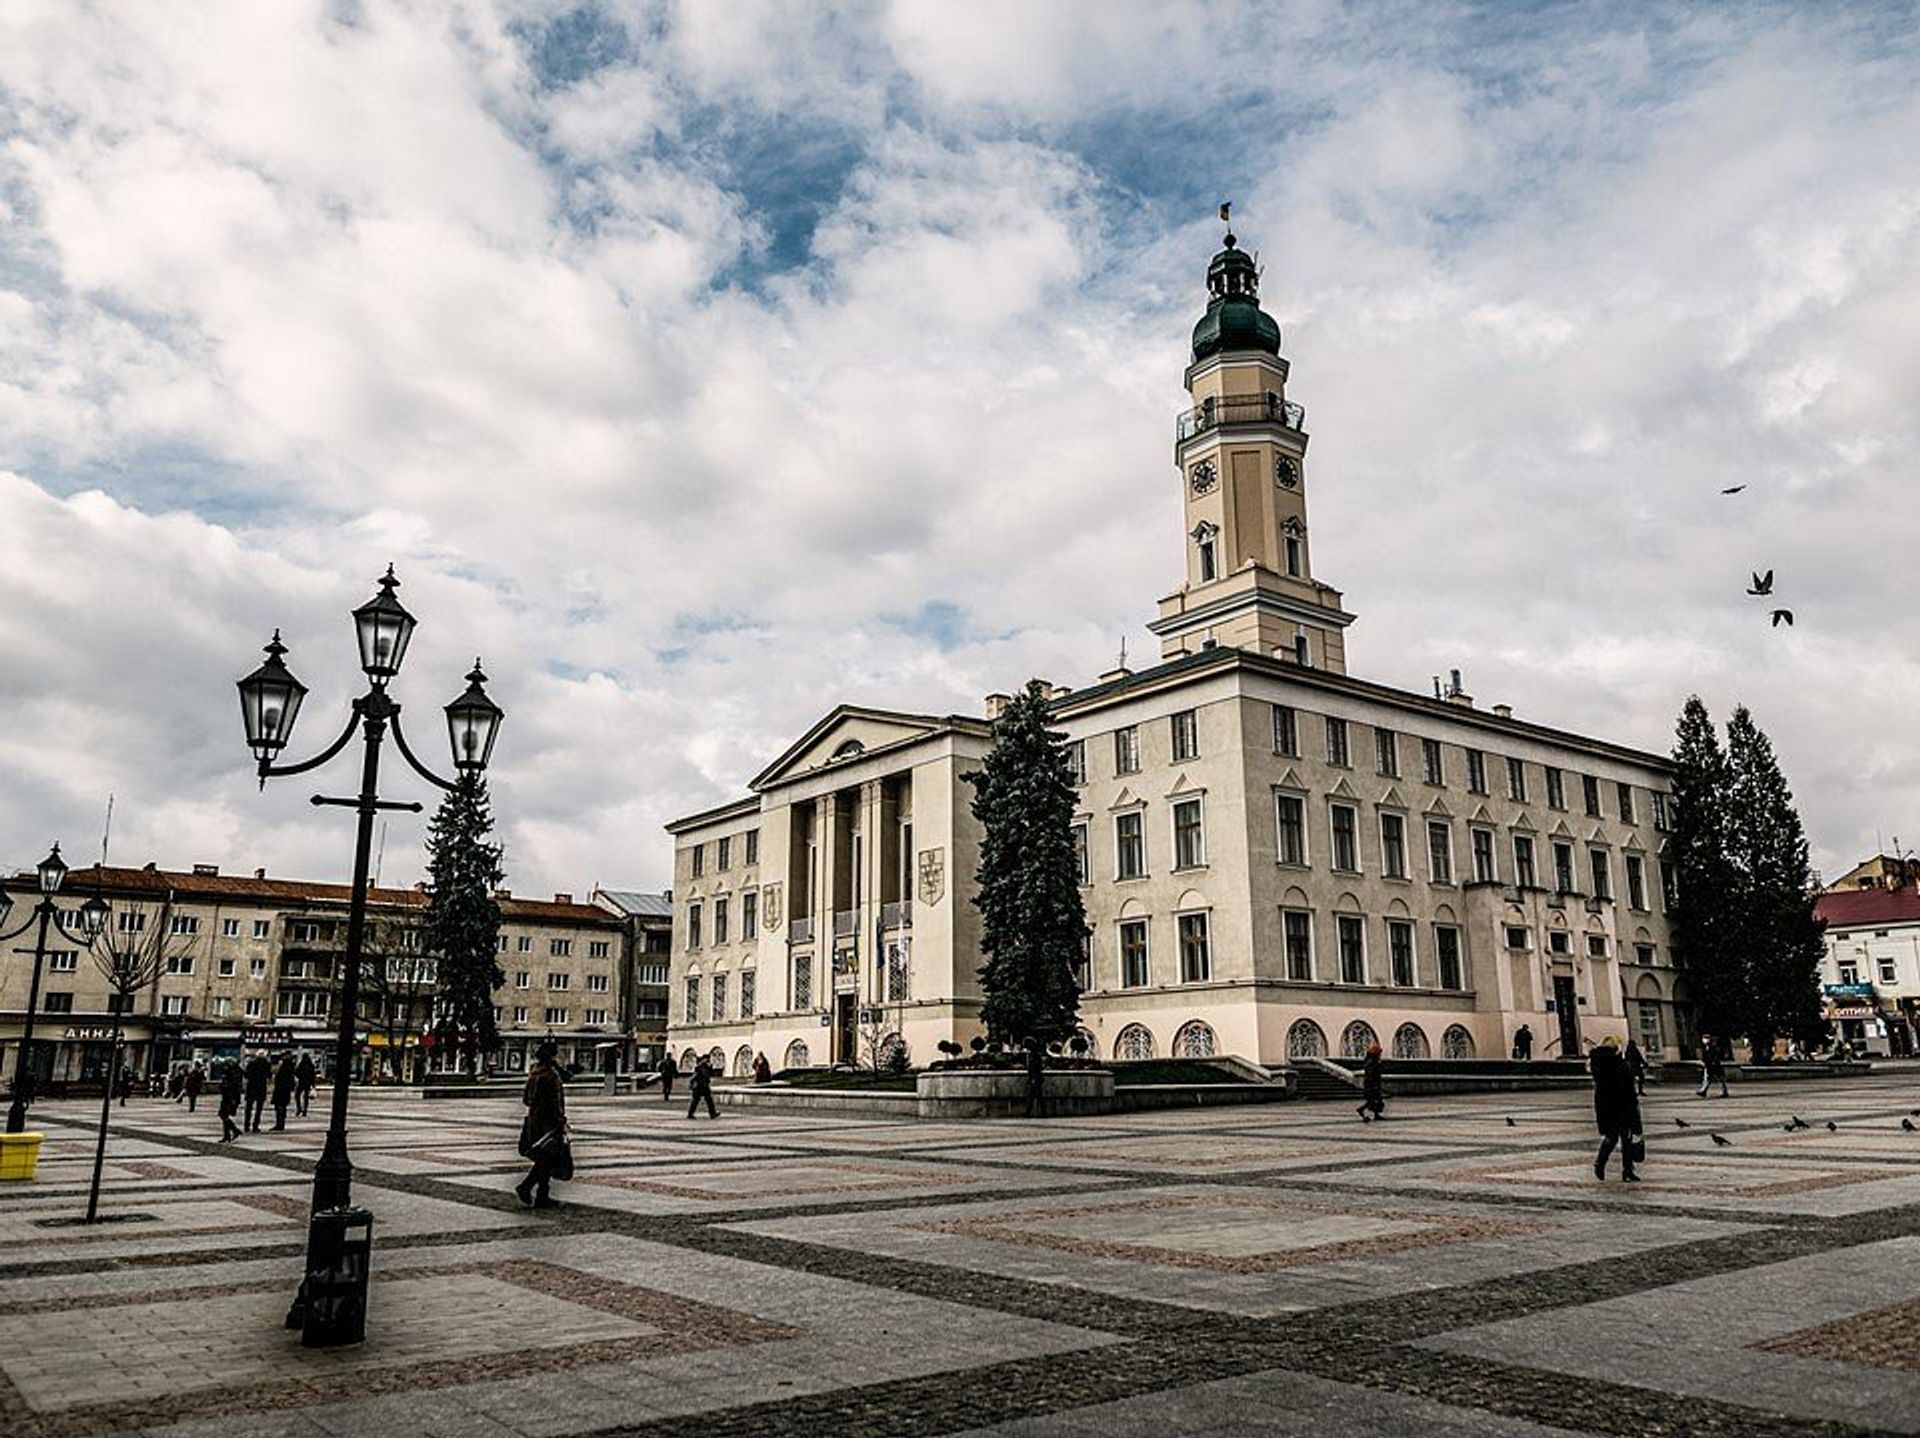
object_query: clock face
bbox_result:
[1190,460,1217,496]
[1275,456,1300,489]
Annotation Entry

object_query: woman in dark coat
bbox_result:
[1357,1042,1386,1121]
[1591,1038,1642,1181]
[515,1040,568,1209]
[270,1054,297,1130]
[217,1062,243,1143]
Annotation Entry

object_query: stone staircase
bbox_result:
[1288,1057,1360,1100]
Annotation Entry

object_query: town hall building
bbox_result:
[666,228,1685,1074]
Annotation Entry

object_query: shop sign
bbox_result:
[240,1027,301,1047]
[61,1025,117,1042]
[1825,983,1876,999]
[1830,1005,1878,1019]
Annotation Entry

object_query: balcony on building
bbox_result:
[880,899,912,930]
[788,915,815,946]
[1175,391,1306,444]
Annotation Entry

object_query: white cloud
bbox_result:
[0,1,1915,890]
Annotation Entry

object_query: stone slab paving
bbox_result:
[0,1073,1917,1435]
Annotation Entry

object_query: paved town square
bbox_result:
[7,1074,1920,1437]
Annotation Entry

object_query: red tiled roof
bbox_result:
[1815,886,1920,928]
[3,864,617,926]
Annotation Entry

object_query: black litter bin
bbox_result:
[300,1206,373,1347]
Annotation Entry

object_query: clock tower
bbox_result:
[1150,225,1354,672]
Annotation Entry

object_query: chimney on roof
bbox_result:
[1097,667,1132,684]
[1443,669,1474,707]
[554,892,572,905]
[494,888,511,899]
[984,692,1012,720]
[192,863,218,876]
[254,867,266,880]
[1492,703,1513,720]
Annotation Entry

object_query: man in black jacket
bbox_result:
[242,1051,271,1133]
[658,1053,679,1103]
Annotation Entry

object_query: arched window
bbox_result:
[1392,1023,1430,1060]
[1192,522,1219,583]
[1442,1024,1476,1060]
[732,1045,754,1078]
[1173,1020,1218,1058]
[1114,1023,1156,1061]
[1340,1020,1379,1059]
[1286,1018,1327,1059]
[831,739,865,759]
[784,1039,811,1070]
[679,1048,697,1071]
[706,1046,726,1073]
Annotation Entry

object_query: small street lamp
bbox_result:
[237,566,503,1344]
[2,845,109,1133]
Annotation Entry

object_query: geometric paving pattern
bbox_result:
[5,1071,1920,1435]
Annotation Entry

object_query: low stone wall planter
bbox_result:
[916,1067,1115,1118]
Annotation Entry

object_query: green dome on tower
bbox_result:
[1190,232,1281,362]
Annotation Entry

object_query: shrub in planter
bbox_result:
[970,1037,987,1055]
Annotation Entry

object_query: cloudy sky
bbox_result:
[2,1,1917,898]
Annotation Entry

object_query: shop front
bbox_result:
[0,1018,161,1096]
[1824,983,1887,1055]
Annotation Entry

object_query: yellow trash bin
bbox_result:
[0,1131,45,1180]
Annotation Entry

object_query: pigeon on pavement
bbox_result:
[1674,1117,1691,1128]
[1710,1133,1733,1147]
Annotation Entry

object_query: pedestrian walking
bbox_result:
[1512,1024,1534,1061]
[1357,1041,1386,1121]
[1697,1037,1730,1098]
[271,1053,297,1131]
[752,1053,771,1085]
[114,1065,134,1108]
[1591,1037,1643,1181]
[168,1066,186,1102]
[294,1052,316,1117]
[686,1055,718,1119]
[217,1062,243,1143]
[514,1039,569,1209]
[243,1050,271,1132]
[1624,1038,1649,1096]
[657,1052,678,1103]
[184,1062,205,1113]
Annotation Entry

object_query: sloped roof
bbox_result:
[1815,886,1920,929]
[594,889,673,918]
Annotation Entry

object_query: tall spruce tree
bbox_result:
[1725,706,1829,1058]
[1670,696,1745,1045]
[967,678,1085,1049]
[421,772,506,1056]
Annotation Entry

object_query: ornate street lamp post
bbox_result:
[3,846,109,1133]
[237,566,503,1341]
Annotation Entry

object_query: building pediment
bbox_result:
[751,706,965,790]
[1110,787,1143,811]
[1272,766,1305,791]
[1166,772,1205,798]
[1425,795,1453,818]
[1549,818,1576,839]
[1469,803,1496,824]
[1377,784,1405,809]
[1328,776,1359,800]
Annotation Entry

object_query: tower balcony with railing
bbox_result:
[1175,391,1306,446]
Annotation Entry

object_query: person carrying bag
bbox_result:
[515,1039,571,1208]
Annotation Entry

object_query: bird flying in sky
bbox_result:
[1721,485,1747,495]
[1771,609,1794,627]
[1748,570,1774,596]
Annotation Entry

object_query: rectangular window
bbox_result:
[545,1007,568,1026]
[1636,942,1656,965]
[1626,855,1647,910]
[585,1008,608,1026]
[119,911,147,934]
[497,934,509,953]
[1283,910,1313,980]
[711,974,727,1021]
[1331,803,1360,872]
[550,938,572,957]
[1374,727,1399,777]
[585,972,609,993]
[169,914,200,936]
[1506,925,1530,949]
[690,843,704,878]
[1171,709,1199,761]
[1651,792,1671,832]
[1119,919,1150,988]
[249,956,266,977]
[1067,739,1088,785]
[514,971,529,990]
[1587,934,1609,959]
[252,919,270,940]
[1071,822,1090,884]
[244,997,263,1018]
[1514,834,1538,888]
[160,994,188,1016]
[1553,841,1576,894]
[1421,738,1444,785]
[1073,932,1091,992]
[1583,774,1602,817]
[742,889,759,939]
[717,836,731,870]
[1173,797,1206,869]
[1336,915,1365,983]
[1545,768,1565,810]
[1435,925,1464,990]
[687,901,702,950]
[588,939,610,958]
[1617,782,1636,824]
[1548,931,1572,955]
[1380,812,1408,879]
[1471,827,1497,884]
[1879,958,1899,986]
[210,996,231,1017]
[1589,848,1613,901]
[1506,757,1527,802]
[1284,533,1303,577]
[512,1005,528,1024]
[740,970,755,1018]
[165,953,194,976]
[1273,704,1299,756]
[517,935,532,953]
[217,956,235,977]
[1660,860,1678,911]
[713,896,730,945]
[1325,716,1350,767]
[1275,794,1307,866]
[684,976,699,1022]
[745,829,760,865]
[221,917,241,938]
[1427,822,1454,884]
[1466,749,1487,794]
[547,972,569,990]
[1387,920,1415,986]
[48,950,77,972]
[793,954,813,1008]
[1177,912,1211,983]
[1114,726,1141,775]
[1115,811,1146,880]
[1838,960,1860,985]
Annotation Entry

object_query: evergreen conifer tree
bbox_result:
[421,772,506,1057]
[1670,696,1745,1044]
[966,679,1085,1049]
[1725,706,1828,1058]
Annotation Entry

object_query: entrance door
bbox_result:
[834,993,857,1067]
[1553,975,1580,1056]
